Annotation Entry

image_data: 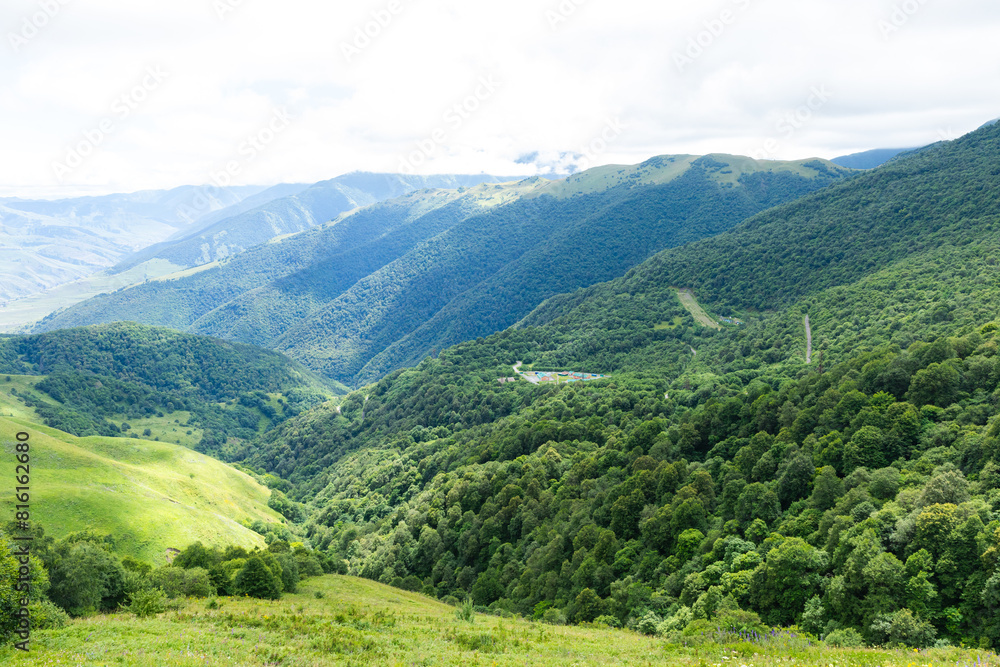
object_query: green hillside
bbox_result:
[225,123,1000,649]
[35,157,851,387]
[0,323,338,457]
[0,418,282,564]
[34,180,544,337]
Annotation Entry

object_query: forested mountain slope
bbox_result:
[37,156,851,388]
[513,121,1000,376]
[0,322,335,456]
[35,179,545,335]
[230,122,1000,648]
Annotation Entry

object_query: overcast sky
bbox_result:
[2,0,999,198]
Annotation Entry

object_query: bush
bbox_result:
[28,599,70,630]
[125,587,168,618]
[594,614,621,628]
[634,611,663,635]
[234,557,281,600]
[455,598,475,622]
[149,566,214,599]
[825,627,866,648]
[541,608,566,625]
[869,609,937,648]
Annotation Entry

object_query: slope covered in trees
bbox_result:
[37,155,852,387]
[226,123,1000,648]
[0,323,335,455]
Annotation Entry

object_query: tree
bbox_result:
[574,588,604,623]
[173,542,220,570]
[735,483,780,527]
[777,454,815,508]
[48,541,126,616]
[0,535,20,644]
[751,537,828,625]
[843,426,886,472]
[234,557,281,600]
[809,466,844,510]
[907,362,960,407]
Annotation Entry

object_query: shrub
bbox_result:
[234,557,281,600]
[869,608,937,648]
[125,587,168,618]
[28,599,70,630]
[541,608,566,625]
[149,566,214,599]
[455,598,475,622]
[825,627,865,648]
[635,611,663,635]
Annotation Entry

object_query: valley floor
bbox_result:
[2,575,997,666]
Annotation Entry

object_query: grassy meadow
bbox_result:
[0,417,283,564]
[1,574,997,666]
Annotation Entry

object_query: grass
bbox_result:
[119,410,203,448]
[676,288,722,330]
[0,417,283,564]
[654,316,686,331]
[1,575,997,666]
[0,375,45,421]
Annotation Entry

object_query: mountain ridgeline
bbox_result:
[37,155,852,386]
[107,172,523,273]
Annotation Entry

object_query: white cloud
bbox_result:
[1,0,999,196]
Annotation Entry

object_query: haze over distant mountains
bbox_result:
[0,173,518,330]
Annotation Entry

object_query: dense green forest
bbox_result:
[0,323,335,454]
[36,157,851,387]
[221,123,1000,648]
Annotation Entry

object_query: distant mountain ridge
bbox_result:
[831,147,916,169]
[108,172,526,273]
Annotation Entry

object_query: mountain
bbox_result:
[830,148,915,169]
[0,184,295,331]
[229,121,1000,647]
[107,172,524,273]
[38,155,853,386]
[515,121,1000,376]
[0,322,338,457]
[0,185,267,302]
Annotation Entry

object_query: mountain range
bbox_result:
[36,155,852,386]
